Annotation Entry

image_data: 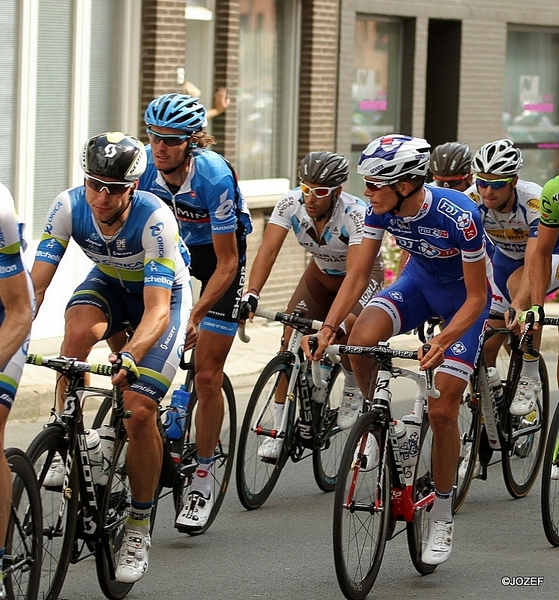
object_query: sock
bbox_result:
[126,498,153,535]
[191,455,213,497]
[520,354,540,381]
[342,366,357,388]
[274,402,285,430]
[429,488,454,523]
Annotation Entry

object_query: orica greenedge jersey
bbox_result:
[364,185,488,285]
[139,146,253,246]
[35,186,188,294]
[465,179,543,260]
[0,183,26,281]
[539,175,559,228]
[268,189,366,276]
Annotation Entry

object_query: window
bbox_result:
[505,27,559,186]
[348,16,403,197]
[237,0,299,181]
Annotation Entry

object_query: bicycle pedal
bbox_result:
[259,456,278,465]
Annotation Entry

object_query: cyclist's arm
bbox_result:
[245,222,289,295]
[530,222,558,312]
[509,236,538,315]
[0,270,32,370]
[189,230,238,328]
[30,260,58,315]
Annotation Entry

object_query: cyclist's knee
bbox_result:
[124,393,158,438]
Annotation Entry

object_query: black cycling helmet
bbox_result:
[299,151,349,187]
[144,93,206,134]
[80,132,147,181]
[430,142,472,177]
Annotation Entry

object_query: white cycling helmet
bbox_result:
[358,134,431,181]
[471,139,523,176]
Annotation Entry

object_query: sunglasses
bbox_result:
[146,127,190,147]
[85,174,134,195]
[475,176,514,190]
[363,177,396,190]
[432,174,469,189]
[300,182,339,199]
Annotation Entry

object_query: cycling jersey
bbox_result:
[139,146,253,246]
[0,183,34,409]
[539,175,559,227]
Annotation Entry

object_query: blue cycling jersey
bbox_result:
[139,146,253,247]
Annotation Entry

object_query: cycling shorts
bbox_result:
[188,239,246,337]
[366,263,490,382]
[66,267,191,403]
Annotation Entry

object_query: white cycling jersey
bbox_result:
[268,189,366,276]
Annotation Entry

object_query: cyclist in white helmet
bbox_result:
[466,139,559,417]
[303,133,491,567]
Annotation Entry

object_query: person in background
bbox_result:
[183,81,230,120]
[429,141,473,192]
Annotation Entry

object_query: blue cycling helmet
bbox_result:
[144,93,206,134]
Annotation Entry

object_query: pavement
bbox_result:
[8,303,559,425]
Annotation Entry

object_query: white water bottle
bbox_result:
[97,425,116,485]
[392,420,409,465]
[313,360,332,404]
[85,429,104,485]
[402,412,422,467]
[487,367,504,405]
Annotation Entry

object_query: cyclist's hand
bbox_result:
[518,304,545,333]
[506,306,520,334]
[301,326,336,361]
[239,290,259,323]
[184,319,199,351]
[418,339,445,370]
[110,351,139,389]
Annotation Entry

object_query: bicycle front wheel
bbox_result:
[173,373,237,535]
[333,411,390,600]
[26,425,79,600]
[235,354,296,510]
[541,402,559,545]
[406,416,437,575]
[4,448,42,600]
[312,364,351,492]
[502,356,549,498]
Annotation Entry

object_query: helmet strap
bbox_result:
[159,142,192,176]
[390,181,424,214]
[314,191,338,222]
[100,193,133,227]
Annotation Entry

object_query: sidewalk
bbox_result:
[10,304,559,424]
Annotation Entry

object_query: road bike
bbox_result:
[25,354,143,600]
[235,308,351,510]
[92,347,236,535]
[2,447,42,600]
[319,341,438,600]
[455,312,550,511]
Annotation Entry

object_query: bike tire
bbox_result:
[95,435,135,600]
[91,392,113,429]
[332,411,390,600]
[26,425,79,600]
[312,364,351,492]
[502,356,549,498]
[453,382,482,513]
[406,416,437,575]
[4,447,42,600]
[541,401,559,546]
[173,373,237,535]
[235,354,297,510]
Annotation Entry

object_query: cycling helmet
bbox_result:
[357,135,431,181]
[299,151,349,187]
[471,139,523,176]
[81,132,147,181]
[430,142,472,177]
[144,93,206,134]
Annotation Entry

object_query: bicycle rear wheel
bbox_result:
[312,364,351,492]
[541,402,559,546]
[173,373,237,535]
[4,448,42,600]
[332,411,390,600]
[406,416,437,575]
[454,382,482,513]
[235,354,297,510]
[26,425,79,600]
[502,356,549,498]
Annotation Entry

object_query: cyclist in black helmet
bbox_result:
[430,142,473,192]
[240,151,384,458]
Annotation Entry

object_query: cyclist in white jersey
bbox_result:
[241,152,384,458]
[31,133,191,584]
[0,184,34,600]
[466,139,559,416]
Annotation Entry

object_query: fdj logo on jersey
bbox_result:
[437,199,477,240]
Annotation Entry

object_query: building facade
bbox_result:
[2,0,559,337]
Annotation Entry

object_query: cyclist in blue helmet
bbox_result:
[140,93,253,533]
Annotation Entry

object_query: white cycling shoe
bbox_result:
[510,376,541,416]
[115,530,151,583]
[338,387,363,430]
[422,519,454,565]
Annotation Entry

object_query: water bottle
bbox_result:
[402,412,422,467]
[85,429,104,484]
[313,360,332,404]
[97,425,116,485]
[392,419,409,465]
[487,367,504,405]
[165,385,190,440]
